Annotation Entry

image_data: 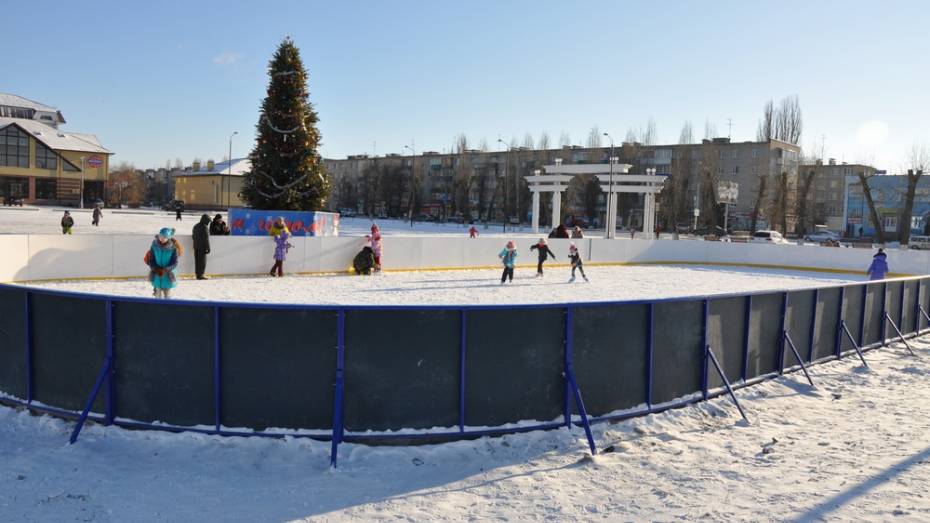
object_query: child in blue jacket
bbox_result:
[146,227,181,299]
[867,249,889,280]
[499,240,517,284]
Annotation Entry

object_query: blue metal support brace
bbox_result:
[919,305,930,334]
[858,286,867,347]
[705,345,748,422]
[840,321,869,367]
[884,312,917,356]
[783,331,815,387]
[330,309,346,468]
[104,301,115,426]
[564,307,597,455]
[69,355,113,444]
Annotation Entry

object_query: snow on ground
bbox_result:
[0,206,549,238]
[20,265,859,306]
[3,338,930,521]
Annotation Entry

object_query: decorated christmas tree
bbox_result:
[241,37,329,210]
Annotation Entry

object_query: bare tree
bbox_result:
[901,142,929,245]
[586,126,602,148]
[523,132,534,150]
[173,158,184,170]
[538,131,551,150]
[703,119,717,140]
[750,175,768,234]
[768,171,790,235]
[642,118,657,146]
[794,166,817,236]
[559,131,571,147]
[756,100,775,141]
[478,138,488,152]
[757,96,802,144]
[858,171,885,244]
[624,127,638,143]
[679,121,694,145]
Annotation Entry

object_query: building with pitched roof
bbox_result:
[173,157,251,209]
[0,93,112,205]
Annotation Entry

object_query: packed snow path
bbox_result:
[2,339,930,521]
[21,265,858,306]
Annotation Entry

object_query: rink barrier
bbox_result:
[2,276,930,465]
[3,234,930,283]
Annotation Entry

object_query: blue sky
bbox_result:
[4,1,928,170]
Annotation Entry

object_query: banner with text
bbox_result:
[228,208,340,236]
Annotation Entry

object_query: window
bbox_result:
[732,149,739,159]
[0,106,34,119]
[35,141,57,170]
[752,166,759,175]
[62,158,79,171]
[732,165,739,174]
[883,215,897,232]
[0,125,30,168]
[751,148,758,158]
[40,115,53,121]
[35,178,57,199]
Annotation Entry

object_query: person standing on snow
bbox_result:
[369,223,383,272]
[567,242,588,283]
[92,205,102,227]
[269,216,291,277]
[498,240,518,284]
[145,227,181,299]
[61,211,74,234]
[530,238,556,277]
[175,203,183,221]
[571,226,584,239]
[192,214,211,280]
[469,225,479,238]
[209,214,230,235]
[867,248,889,280]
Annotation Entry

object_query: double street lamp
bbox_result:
[603,133,617,238]
[227,131,238,210]
[404,143,416,226]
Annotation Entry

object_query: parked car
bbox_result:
[339,208,357,218]
[804,229,840,243]
[3,195,23,207]
[751,230,790,244]
[909,235,930,250]
[692,225,727,237]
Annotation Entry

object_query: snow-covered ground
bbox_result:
[19,265,859,305]
[0,206,551,238]
[3,338,930,521]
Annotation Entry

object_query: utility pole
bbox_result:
[820,134,826,161]
[404,142,416,227]
[228,131,237,210]
[497,138,511,232]
[726,118,733,140]
[603,132,616,239]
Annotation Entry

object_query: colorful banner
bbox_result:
[228,208,339,236]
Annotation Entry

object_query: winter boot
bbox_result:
[569,276,575,283]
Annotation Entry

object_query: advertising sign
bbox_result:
[87,156,104,168]
[228,208,340,236]
[717,181,739,204]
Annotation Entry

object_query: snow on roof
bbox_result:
[0,117,111,154]
[182,158,252,176]
[0,93,59,113]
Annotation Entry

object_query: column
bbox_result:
[644,193,654,240]
[551,190,562,231]
[531,190,540,234]
[607,190,618,239]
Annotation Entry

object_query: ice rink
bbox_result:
[19,264,859,305]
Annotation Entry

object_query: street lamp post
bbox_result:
[79,156,86,209]
[227,131,238,210]
[404,143,416,227]
[603,133,616,238]
[497,139,511,232]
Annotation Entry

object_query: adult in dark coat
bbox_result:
[92,206,102,226]
[353,246,376,275]
[192,214,211,280]
[210,214,231,235]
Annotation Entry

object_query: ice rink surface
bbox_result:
[19,264,859,305]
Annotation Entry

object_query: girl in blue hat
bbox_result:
[145,227,182,298]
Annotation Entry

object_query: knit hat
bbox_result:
[158,227,175,239]
[538,238,547,245]
[506,240,515,249]
[371,224,380,233]
[569,242,577,252]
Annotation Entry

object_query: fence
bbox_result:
[2,275,929,466]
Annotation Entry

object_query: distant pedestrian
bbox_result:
[269,217,291,277]
[498,240,517,284]
[175,205,182,221]
[192,214,211,280]
[554,224,569,238]
[571,226,584,239]
[61,211,74,234]
[867,248,889,280]
[145,227,181,299]
[209,213,230,235]
[568,242,588,283]
[469,225,479,238]
[530,238,556,277]
[92,205,102,227]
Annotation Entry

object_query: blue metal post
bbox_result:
[104,300,115,426]
[741,295,751,381]
[24,292,32,403]
[646,303,654,406]
[898,282,906,335]
[563,307,572,428]
[915,281,922,332]
[835,287,846,359]
[330,309,346,468]
[807,289,818,363]
[458,310,466,433]
[69,355,112,444]
[881,282,888,347]
[564,306,596,455]
[701,299,709,400]
[213,306,221,433]
[858,284,867,347]
[778,292,788,374]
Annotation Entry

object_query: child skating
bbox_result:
[568,242,588,282]
[145,227,181,299]
[529,238,556,277]
[498,240,517,284]
[369,224,383,272]
[60,211,74,234]
[269,216,292,277]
